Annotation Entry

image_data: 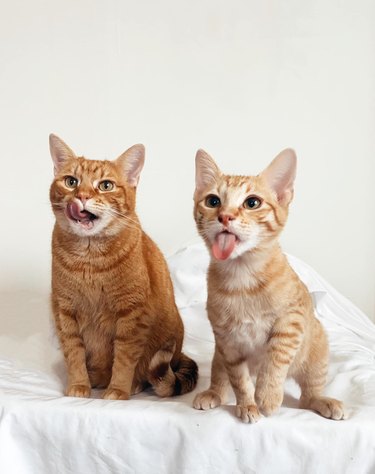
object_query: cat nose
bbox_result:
[76,192,91,205]
[218,214,235,226]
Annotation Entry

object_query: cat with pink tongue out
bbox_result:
[193,148,345,423]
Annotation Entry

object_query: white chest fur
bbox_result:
[207,253,277,361]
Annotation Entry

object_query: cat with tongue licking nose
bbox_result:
[48,134,198,401]
[192,148,345,423]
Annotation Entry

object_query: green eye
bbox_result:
[98,180,115,192]
[65,176,78,188]
[244,196,262,210]
[205,195,221,208]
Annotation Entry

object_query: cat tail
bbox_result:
[148,341,198,397]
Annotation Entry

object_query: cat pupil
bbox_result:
[206,195,221,207]
[65,176,77,188]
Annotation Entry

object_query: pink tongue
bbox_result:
[67,202,91,222]
[212,233,236,260]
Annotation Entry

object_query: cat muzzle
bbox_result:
[66,202,98,229]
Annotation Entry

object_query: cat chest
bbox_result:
[209,293,275,352]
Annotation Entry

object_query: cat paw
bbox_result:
[102,387,130,400]
[305,397,346,420]
[66,384,91,398]
[255,385,283,416]
[235,404,261,424]
[193,390,221,410]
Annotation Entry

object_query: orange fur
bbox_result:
[49,134,197,400]
[192,148,345,422]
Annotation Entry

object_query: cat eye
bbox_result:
[244,196,262,210]
[98,180,115,192]
[205,195,221,208]
[65,176,78,188]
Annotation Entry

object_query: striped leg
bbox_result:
[193,345,230,410]
[103,308,147,400]
[56,309,91,398]
[221,349,260,424]
[297,324,345,420]
[255,316,304,416]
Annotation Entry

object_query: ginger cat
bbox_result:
[192,148,345,422]
[49,134,198,400]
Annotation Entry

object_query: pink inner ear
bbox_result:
[49,134,77,175]
[261,148,297,204]
[116,144,145,187]
[195,149,221,193]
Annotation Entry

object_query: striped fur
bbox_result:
[49,134,198,400]
[192,148,345,422]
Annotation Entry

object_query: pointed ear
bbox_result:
[116,144,145,187]
[261,148,297,205]
[195,149,221,194]
[49,134,76,175]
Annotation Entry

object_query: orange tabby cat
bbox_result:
[192,148,345,422]
[49,134,198,400]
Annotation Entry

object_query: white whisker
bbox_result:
[91,205,140,231]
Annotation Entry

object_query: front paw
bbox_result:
[103,387,130,400]
[66,384,91,398]
[255,384,283,416]
[235,404,261,424]
[193,389,221,410]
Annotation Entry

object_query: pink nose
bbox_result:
[218,214,235,226]
[76,192,91,205]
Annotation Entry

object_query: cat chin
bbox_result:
[66,221,104,237]
[65,218,126,238]
[56,215,106,237]
[228,242,258,260]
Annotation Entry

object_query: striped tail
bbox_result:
[148,343,198,397]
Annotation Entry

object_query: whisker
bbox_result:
[91,206,140,230]
[93,204,139,224]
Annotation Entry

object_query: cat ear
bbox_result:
[49,134,77,175]
[195,149,221,194]
[261,148,297,205]
[116,144,145,187]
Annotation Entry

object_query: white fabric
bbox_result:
[1,243,375,474]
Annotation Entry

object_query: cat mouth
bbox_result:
[66,202,99,230]
[212,231,239,260]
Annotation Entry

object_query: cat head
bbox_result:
[194,148,297,261]
[49,134,145,238]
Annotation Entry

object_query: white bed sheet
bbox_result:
[0,243,375,474]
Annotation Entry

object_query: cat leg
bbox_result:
[55,309,91,398]
[193,346,230,410]
[296,327,345,420]
[255,316,304,416]
[103,308,146,400]
[220,349,261,424]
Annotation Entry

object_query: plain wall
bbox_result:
[0,0,374,320]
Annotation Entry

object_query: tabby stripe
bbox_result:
[290,321,304,332]
[259,220,275,232]
[216,281,268,296]
[268,203,283,227]
[225,357,247,367]
[268,331,301,341]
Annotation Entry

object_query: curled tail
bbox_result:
[148,342,198,397]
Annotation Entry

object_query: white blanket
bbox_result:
[1,243,375,473]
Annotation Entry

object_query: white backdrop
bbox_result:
[0,0,374,319]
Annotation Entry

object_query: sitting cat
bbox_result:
[192,148,345,422]
[49,134,198,400]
